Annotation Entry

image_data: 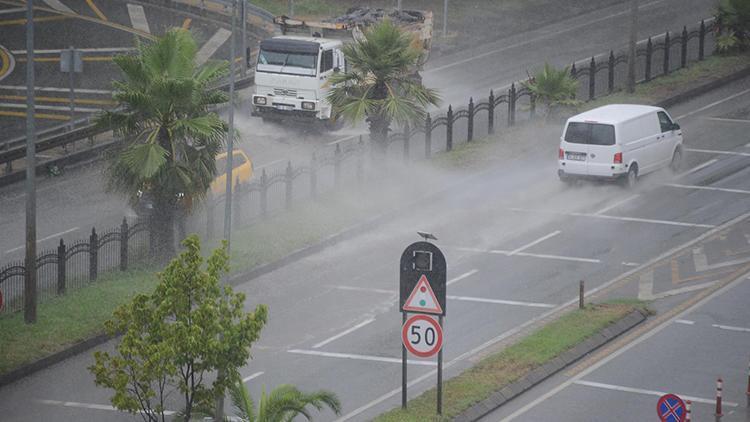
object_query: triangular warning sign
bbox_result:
[403,275,443,314]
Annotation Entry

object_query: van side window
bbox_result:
[321,50,333,73]
[657,112,673,132]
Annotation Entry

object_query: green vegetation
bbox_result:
[89,236,268,421]
[375,302,646,421]
[98,28,229,259]
[0,268,158,375]
[715,0,750,53]
[522,62,580,117]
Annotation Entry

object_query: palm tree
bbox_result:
[522,63,579,119]
[97,28,228,258]
[327,19,440,153]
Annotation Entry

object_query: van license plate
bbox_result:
[566,152,586,161]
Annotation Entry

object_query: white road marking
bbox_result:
[11,47,135,54]
[242,371,264,383]
[37,399,178,415]
[712,323,750,333]
[287,349,437,366]
[676,88,750,120]
[42,0,75,14]
[676,158,718,178]
[500,270,750,421]
[5,227,79,254]
[665,183,750,195]
[425,0,666,74]
[0,85,112,94]
[333,285,394,295]
[685,147,750,157]
[704,117,750,123]
[594,195,639,215]
[446,269,478,286]
[692,246,708,272]
[447,295,554,308]
[637,270,654,300]
[650,280,720,300]
[674,319,695,325]
[126,4,150,34]
[0,7,25,15]
[338,213,750,422]
[195,28,232,66]
[622,262,640,267]
[455,247,600,264]
[0,102,100,113]
[313,318,375,349]
[507,207,715,229]
[507,231,561,256]
[572,380,739,407]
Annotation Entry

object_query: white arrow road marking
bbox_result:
[573,380,739,407]
[287,349,437,366]
[313,318,375,349]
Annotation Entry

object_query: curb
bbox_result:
[453,308,649,422]
[2,63,748,389]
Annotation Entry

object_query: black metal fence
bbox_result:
[0,17,719,315]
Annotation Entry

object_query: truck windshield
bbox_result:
[257,49,317,76]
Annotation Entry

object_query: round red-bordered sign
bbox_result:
[657,393,686,422]
[402,314,443,358]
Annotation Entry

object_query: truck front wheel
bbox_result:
[323,116,344,131]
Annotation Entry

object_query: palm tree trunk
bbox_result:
[368,115,390,156]
[150,199,175,261]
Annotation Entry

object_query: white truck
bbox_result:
[251,8,433,129]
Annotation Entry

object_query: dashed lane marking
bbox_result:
[506,207,715,229]
[5,227,79,254]
[0,6,23,14]
[674,319,695,325]
[573,380,739,407]
[16,56,113,62]
[712,323,750,333]
[676,88,750,120]
[85,0,107,21]
[622,262,640,267]
[685,147,750,157]
[665,183,750,195]
[195,28,231,66]
[312,318,375,349]
[0,102,100,113]
[41,0,74,14]
[242,371,263,383]
[0,15,68,25]
[287,349,437,366]
[507,230,560,256]
[704,117,750,123]
[0,94,115,105]
[11,47,134,54]
[447,269,479,286]
[127,4,150,34]
[454,247,600,264]
[0,110,68,120]
[594,194,639,215]
[676,158,718,178]
[0,85,111,94]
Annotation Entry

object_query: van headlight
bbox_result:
[254,96,267,105]
[301,101,315,110]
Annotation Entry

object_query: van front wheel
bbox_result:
[670,148,682,173]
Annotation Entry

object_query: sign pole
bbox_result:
[437,315,443,415]
[68,46,75,129]
[402,312,407,409]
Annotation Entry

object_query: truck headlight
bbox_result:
[254,96,267,105]
[302,101,315,110]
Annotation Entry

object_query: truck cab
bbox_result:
[251,36,345,124]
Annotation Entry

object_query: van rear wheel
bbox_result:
[624,165,638,189]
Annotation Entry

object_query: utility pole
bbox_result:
[397,0,402,11]
[24,0,37,324]
[627,0,639,93]
[241,0,247,76]
[288,0,294,16]
[443,0,448,37]
[216,1,237,417]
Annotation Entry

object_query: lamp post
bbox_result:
[627,0,639,93]
[24,0,37,324]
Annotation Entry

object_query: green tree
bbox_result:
[522,63,580,119]
[98,28,229,258]
[715,0,750,51]
[89,235,268,422]
[326,19,440,153]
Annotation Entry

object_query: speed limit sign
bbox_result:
[402,314,443,358]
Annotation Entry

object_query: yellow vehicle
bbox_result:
[211,149,253,195]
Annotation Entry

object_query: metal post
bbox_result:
[699,20,706,61]
[397,0,402,11]
[681,26,688,68]
[437,315,443,415]
[467,97,474,142]
[645,37,653,81]
[663,31,670,76]
[446,105,453,152]
[57,239,66,295]
[120,218,128,271]
[685,400,692,422]
[715,377,723,418]
[89,228,98,282]
[241,0,247,76]
[442,0,448,37]
[401,312,407,409]
[608,50,615,94]
[588,58,596,101]
[488,90,495,134]
[579,280,584,309]
[68,46,75,129]
[288,0,294,16]
[24,0,37,324]
[424,114,432,159]
[626,0,639,93]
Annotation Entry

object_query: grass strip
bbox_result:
[374,301,647,421]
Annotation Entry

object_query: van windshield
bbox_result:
[564,122,615,146]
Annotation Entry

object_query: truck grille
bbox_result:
[273,88,298,97]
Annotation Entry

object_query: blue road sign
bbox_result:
[657,393,686,422]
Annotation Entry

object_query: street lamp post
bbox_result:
[241,0,247,76]
[627,0,639,93]
[288,0,294,16]
[443,0,448,37]
[24,0,37,324]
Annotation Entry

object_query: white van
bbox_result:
[558,104,683,187]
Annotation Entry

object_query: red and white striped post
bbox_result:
[685,400,692,422]
[715,377,723,418]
